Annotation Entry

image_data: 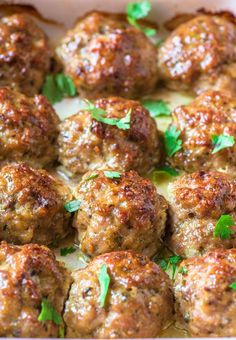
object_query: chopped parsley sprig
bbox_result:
[42,73,76,104]
[155,255,182,280]
[98,264,110,308]
[213,214,234,240]
[211,134,235,154]
[104,171,121,179]
[230,282,236,290]
[127,0,157,37]
[64,199,81,213]
[84,100,131,130]
[151,165,179,181]
[164,126,182,157]
[60,246,76,256]
[38,298,62,325]
[142,99,171,117]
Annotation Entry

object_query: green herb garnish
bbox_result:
[98,264,110,308]
[60,246,76,256]
[155,255,182,280]
[104,171,121,179]
[42,73,76,104]
[151,165,179,181]
[179,266,188,275]
[64,199,81,213]
[164,126,182,157]
[213,214,234,240]
[142,99,171,117]
[38,298,62,325]
[84,100,131,130]
[229,282,236,290]
[59,326,65,338]
[211,135,235,154]
[85,172,99,181]
[127,0,156,37]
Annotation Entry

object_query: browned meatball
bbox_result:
[56,11,158,99]
[168,90,236,174]
[64,251,173,338]
[0,242,71,338]
[0,13,53,96]
[58,97,161,176]
[168,170,236,257]
[0,162,72,245]
[73,169,168,257]
[0,88,59,168]
[158,14,236,95]
[175,249,236,336]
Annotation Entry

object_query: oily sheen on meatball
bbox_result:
[0,13,53,96]
[175,249,236,337]
[73,169,168,257]
[158,14,236,95]
[168,170,236,257]
[168,90,236,174]
[56,11,159,99]
[0,242,71,338]
[58,96,161,176]
[0,162,72,245]
[64,251,174,338]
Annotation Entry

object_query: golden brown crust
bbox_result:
[0,241,72,337]
[58,96,161,176]
[0,13,53,96]
[56,11,159,99]
[64,250,174,338]
[168,171,236,257]
[0,88,59,168]
[73,169,168,257]
[168,90,236,174]
[175,249,236,336]
[158,15,236,95]
[0,162,73,245]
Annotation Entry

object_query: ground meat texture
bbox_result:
[158,15,236,95]
[168,170,236,257]
[0,13,53,96]
[73,170,168,257]
[167,90,236,174]
[58,97,161,176]
[0,88,59,168]
[56,11,159,99]
[0,163,73,245]
[64,251,173,338]
[0,242,71,338]
[175,249,236,336]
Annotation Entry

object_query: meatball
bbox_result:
[168,170,236,257]
[175,249,236,337]
[158,14,236,95]
[56,11,158,99]
[0,162,72,245]
[64,250,173,338]
[0,88,59,168]
[0,242,71,338]
[0,13,53,96]
[73,169,168,257]
[58,97,161,176]
[168,90,236,173]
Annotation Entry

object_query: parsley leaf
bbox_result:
[229,282,236,290]
[104,171,121,179]
[164,126,182,157]
[179,266,188,275]
[213,214,234,240]
[38,298,62,325]
[98,264,110,308]
[42,73,76,104]
[151,165,179,181]
[142,99,171,117]
[211,135,235,154]
[64,199,81,213]
[59,326,65,338]
[84,100,131,130]
[155,255,182,280]
[60,246,76,256]
[85,172,99,181]
[127,0,156,37]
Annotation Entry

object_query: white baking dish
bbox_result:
[2,0,236,338]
